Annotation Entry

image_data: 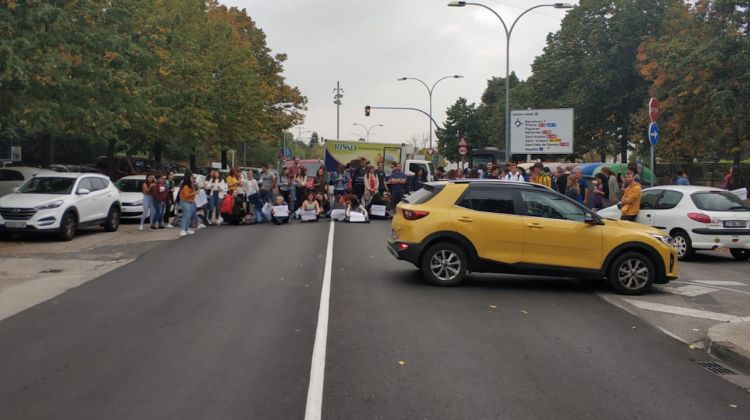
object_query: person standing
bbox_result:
[387,162,407,211]
[277,166,292,206]
[502,164,524,182]
[226,168,240,195]
[331,164,350,198]
[553,167,567,194]
[573,168,590,206]
[352,159,367,200]
[619,170,642,221]
[178,172,196,236]
[530,162,552,188]
[204,170,226,225]
[149,175,169,230]
[565,175,580,202]
[375,161,388,194]
[259,163,276,204]
[139,174,155,231]
[363,165,380,205]
[164,171,176,228]
[601,167,620,204]
[409,167,428,192]
[722,165,743,191]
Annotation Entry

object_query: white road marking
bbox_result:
[304,221,335,420]
[692,280,747,287]
[673,281,750,296]
[656,326,688,344]
[623,299,750,323]
[654,285,718,297]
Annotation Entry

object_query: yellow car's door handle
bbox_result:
[526,223,544,229]
[458,216,473,222]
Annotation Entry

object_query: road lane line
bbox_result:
[692,280,747,287]
[622,299,750,322]
[304,221,335,420]
[653,285,718,297]
[673,281,750,296]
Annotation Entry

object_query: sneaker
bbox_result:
[197,223,206,229]
[166,224,174,229]
[149,226,157,231]
[139,225,144,231]
[179,230,187,237]
[187,230,196,235]
[158,225,165,230]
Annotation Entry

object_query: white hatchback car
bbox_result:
[598,185,750,261]
[114,175,147,220]
[0,167,56,198]
[0,173,121,241]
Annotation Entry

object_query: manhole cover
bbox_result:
[39,269,64,274]
[697,361,736,375]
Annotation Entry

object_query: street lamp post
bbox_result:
[352,123,384,141]
[397,75,462,150]
[448,1,573,162]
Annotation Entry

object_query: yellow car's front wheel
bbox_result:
[421,242,468,287]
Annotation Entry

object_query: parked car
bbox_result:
[50,164,100,173]
[0,167,56,198]
[597,185,750,261]
[0,173,121,241]
[388,180,678,295]
[114,175,147,220]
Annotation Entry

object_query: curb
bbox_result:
[706,322,750,375]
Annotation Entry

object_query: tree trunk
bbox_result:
[190,153,196,172]
[221,149,228,169]
[154,140,163,163]
[107,139,116,180]
[40,135,54,168]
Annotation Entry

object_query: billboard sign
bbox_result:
[510,108,574,154]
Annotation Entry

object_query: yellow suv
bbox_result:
[388,180,677,295]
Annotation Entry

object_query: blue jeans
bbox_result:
[140,195,153,226]
[180,201,194,232]
[150,201,164,226]
[248,193,265,222]
[208,193,220,220]
[262,189,275,204]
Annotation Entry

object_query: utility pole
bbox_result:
[333,81,344,139]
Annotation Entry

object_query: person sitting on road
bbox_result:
[220,190,242,225]
[271,195,290,225]
[315,193,331,217]
[367,192,391,220]
[346,195,369,222]
[299,191,321,222]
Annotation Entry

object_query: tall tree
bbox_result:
[436,98,480,162]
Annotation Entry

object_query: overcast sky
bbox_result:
[223,0,577,146]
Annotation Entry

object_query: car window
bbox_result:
[18,177,76,194]
[656,190,683,209]
[77,178,93,193]
[521,190,585,222]
[640,190,661,210]
[409,163,427,175]
[0,169,24,181]
[90,177,108,191]
[691,191,750,212]
[405,185,442,205]
[115,179,144,193]
[457,188,515,215]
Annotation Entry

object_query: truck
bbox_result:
[323,140,434,180]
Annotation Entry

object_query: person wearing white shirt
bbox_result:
[502,164,524,182]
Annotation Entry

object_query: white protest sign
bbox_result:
[371,205,386,217]
[301,210,317,221]
[194,189,208,208]
[272,205,289,218]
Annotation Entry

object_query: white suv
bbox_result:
[0,173,121,241]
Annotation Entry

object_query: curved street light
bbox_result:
[352,123,384,141]
[448,1,573,161]
[397,75,462,150]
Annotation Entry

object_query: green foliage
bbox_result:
[0,0,306,165]
[435,97,480,162]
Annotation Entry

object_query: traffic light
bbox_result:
[364,105,370,117]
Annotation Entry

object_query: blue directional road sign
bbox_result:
[648,122,659,146]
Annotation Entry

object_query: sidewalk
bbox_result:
[708,321,750,373]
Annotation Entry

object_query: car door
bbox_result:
[74,177,97,222]
[519,190,603,270]
[637,189,663,227]
[450,185,524,265]
[91,177,115,218]
[649,190,684,230]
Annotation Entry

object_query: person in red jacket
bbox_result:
[148,175,169,230]
[220,190,239,225]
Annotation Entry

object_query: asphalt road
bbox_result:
[1,220,749,419]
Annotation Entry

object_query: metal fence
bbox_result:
[653,162,749,187]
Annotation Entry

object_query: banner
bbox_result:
[324,140,402,174]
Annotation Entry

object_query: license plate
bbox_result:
[5,221,26,228]
[723,220,747,228]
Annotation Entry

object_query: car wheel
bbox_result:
[608,252,655,295]
[104,206,120,232]
[421,242,467,287]
[58,212,77,241]
[730,249,750,261]
[671,230,695,261]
